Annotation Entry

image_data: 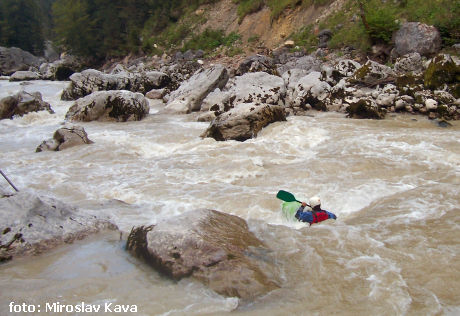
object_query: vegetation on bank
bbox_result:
[292,0,459,53]
[0,0,458,62]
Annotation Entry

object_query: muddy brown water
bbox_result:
[0,80,459,315]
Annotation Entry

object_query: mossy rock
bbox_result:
[424,54,460,90]
[449,83,460,99]
[395,74,424,96]
[346,99,386,119]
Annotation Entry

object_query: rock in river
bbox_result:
[65,90,149,122]
[127,209,280,300]
[0,191,117,262]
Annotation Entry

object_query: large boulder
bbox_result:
[202,72,286,115]
[202,103,286,141]
[393,22,441,57]
[65,90,149,122]
[126,209,279,300]
[165,64,229,113]
[61,69,170,100]
[0,191,117,262]
[0,46,43,75]
[0,91,54,120]
[36,125,94,152]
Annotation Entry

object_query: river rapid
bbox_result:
[0,79,459,316]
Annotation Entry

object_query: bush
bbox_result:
[364,0,399,43]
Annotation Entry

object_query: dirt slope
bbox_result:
[195,0,346,50]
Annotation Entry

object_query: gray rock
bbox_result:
[39,55,80,81]
[201,72,287,121]
[9,71,41,81]
[276,55,321,76]
[145,88,166,100]
[202,103,286,141]
[394,53,424,74]
[65,90,149,122]
[0,191,117,262]
[393,22,441,57]
[165,64,229,113]
[61,69,170,100]
[236,54,277,76]
[36,125,94,152]
[126,209,279,300]
[0,46,43,75]
[318,29,332,48]
[290,71,331,111]
[350,60,395,86]
[0,91,54,120]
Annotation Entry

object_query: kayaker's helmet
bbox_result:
[309,196,321,208]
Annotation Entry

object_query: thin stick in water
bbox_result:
[0,169,19,192]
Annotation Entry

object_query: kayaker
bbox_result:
[295,196,337,225]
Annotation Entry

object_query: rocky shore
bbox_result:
[2,22,459,142]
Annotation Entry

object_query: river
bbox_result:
[0,79,459,315]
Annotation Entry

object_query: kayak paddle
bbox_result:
[276,190,300,203]
[276,190,312,207]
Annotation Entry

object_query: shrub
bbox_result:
[364,0,399,44]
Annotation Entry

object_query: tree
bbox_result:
[52,0,100,58]
[0,0,45,55]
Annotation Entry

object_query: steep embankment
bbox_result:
[189,0,344,51]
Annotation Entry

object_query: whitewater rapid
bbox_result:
[0,79,459,315]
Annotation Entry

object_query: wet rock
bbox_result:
[0,191,117,262]
[0,91,54,120]
[61,69,170,100]
[0,46,43,75]
[290,71,331,111]
[65,90,149,122]
[165,64,229,113]
[9,71,40,81]
[206,72,286,113]
[236,54,277,76]
[393,22,441,57]
[36,125,94,152]
[346,98,386,119]
[202,103,286,141]
[126,209,279,300]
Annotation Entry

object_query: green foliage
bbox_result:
[364,0,399,43]
[0,0,45,55]
[329,22,371,51]
[183,29,241,53]
[52,0,100,58]
[267,0,301,20]
[290,25,317,50]
[233,0,264,22]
